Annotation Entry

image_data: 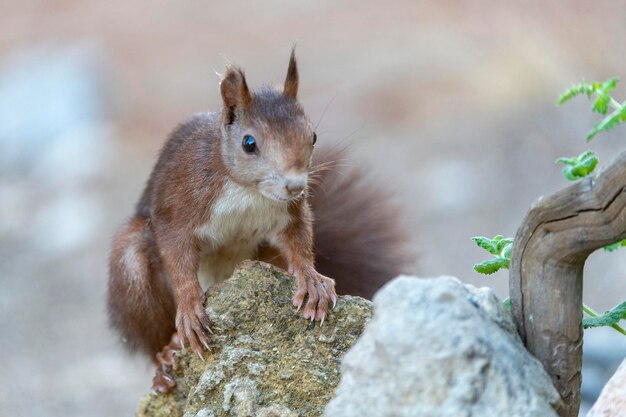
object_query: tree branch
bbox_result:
[509,151,626,417]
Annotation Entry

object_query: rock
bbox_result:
[586,357,626,417]
[135,261,372,417]
[580,327,626,414]
[324,276,561,417]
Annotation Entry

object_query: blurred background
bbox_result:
[2,0,626,415]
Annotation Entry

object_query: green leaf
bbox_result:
[473,235,514,275]
[604,239,626,252]
[592,77,619,114]
[501,242,513,259]
[502,297,511,312]
[587,101,626,140]
[474,236,512,253]
[583,301,626,329]
[583,303,626,336]
[474,257,509,275]
[497,238,513,252]
[557,80,596,105]
[556,151,598,180]
[556,156,577,166]
[472,236,501,255]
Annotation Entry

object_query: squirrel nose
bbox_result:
[285,178,306,196]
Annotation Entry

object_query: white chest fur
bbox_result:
[194,180,291,289]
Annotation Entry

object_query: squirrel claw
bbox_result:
[201,337,211,351]
[176,296,212,359]
[293,292,305,311]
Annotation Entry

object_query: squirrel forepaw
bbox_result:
[292,270,336,323]
[175,296,212,359]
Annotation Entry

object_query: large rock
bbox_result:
[587,357,626,417]
[324,276,561,417]
[136,261,372,417]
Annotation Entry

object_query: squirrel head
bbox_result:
[218,49,316,203]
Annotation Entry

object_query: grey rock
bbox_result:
[324,276,561,417]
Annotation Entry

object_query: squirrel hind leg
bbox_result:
[152,333,182,394]
[107,215,176,358]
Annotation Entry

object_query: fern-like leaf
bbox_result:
[557,80,596,105]
[587,101,626,140]
[592,77,619,114]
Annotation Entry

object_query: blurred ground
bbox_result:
[2,1,626,416]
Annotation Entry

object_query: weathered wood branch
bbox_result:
[509,151,626,417]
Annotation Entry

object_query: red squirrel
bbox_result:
[107,50,409,393]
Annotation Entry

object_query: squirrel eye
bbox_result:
[312,132,317,145]
[242,135,257,153]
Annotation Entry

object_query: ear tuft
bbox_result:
[220,66,251,123]
[283,47,299,99]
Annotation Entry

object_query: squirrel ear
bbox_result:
[220,66,251,123]
[283,47,299,99]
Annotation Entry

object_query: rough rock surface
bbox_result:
[135,261,372,417]
[324,276,561,417]
[587,357,626,417]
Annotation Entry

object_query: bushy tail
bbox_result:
[107,215,176,358]
[308,146,412,299]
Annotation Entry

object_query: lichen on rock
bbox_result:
[135,261,372,417]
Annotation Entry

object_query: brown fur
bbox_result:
[283,48,299,99]
[107,215,176,357]
[258,147,411,299]
[308,147,411,298]
[107,52,410,384]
